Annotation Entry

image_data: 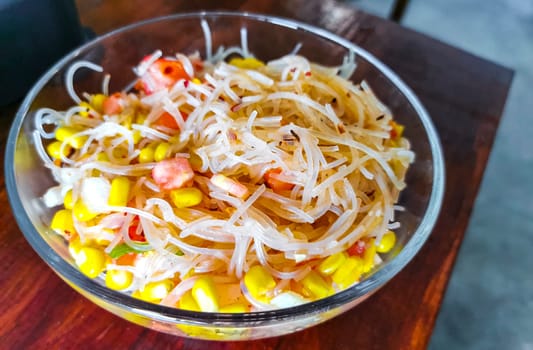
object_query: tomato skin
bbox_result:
[155,111,188,130]
[264,168,295,192]
[137,57,189,94]
[128,217,146,242]
[347,240,366,257]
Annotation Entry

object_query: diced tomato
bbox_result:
[264,168,295,193]
[128,217,146,242]
[155,111,188,130]
[137,57,189,94]
[347,240,366,257]
[116,252,137,266]
[102,93,123,115]
[152,157,194,190]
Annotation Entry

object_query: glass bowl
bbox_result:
[5,12,444,340]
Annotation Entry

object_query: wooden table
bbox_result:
[0,1,513,349]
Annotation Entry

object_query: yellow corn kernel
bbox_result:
[75,246,106,278]
[192,78,202,85]
[154,142,171,162]
[73,200,98,222]
[363,240,377,273]
[138,280,173,302]
[170,188,203,208]
[112,147,129,160]
[46,141,71,159]
[105,269,133,290]
[219,303,248,313]
[96,152,109,162]
[78,101,92,117]
[332,257,363,290]
[108,176,130,207]
[318,252,348,276]
[50,209,75,236]
[138,147,154,163]
[63,190,74,210]
[135,113,147,124]
[91,94,106,112]
[229,57,265,69]
[192,276,219,312]
[244,265,276,298]
[122,115,133,129]
[377,231,396,254]
[301,271,331,299]
[55,127,86,149]
[68,236,82,258]
[132,130,142,144]
[179,290,200,311]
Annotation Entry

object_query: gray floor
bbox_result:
[351,0,533,348]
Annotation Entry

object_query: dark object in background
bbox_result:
[0,0,85,106]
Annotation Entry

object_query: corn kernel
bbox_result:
[91,94,106,112]
[332,257,363,289]
[377,231,396,254]
[135,113,147,124]
[138,147,154,163]
[363,240,377,273]
[219,303,248,313]
[192,78,202,85]
[108,176,130,207]
[96,152,109,162]
[170,188,203,208]
[179,290,200,311]
[55,127,87,149]
[318,252,348,276]
[112,147,129,159]
[63,190,74,210]
[78,101,92,117]
[123,115,133,129]
[154,142,171,162]
[75,246,106,278]
[105,269,133,290]
[138,280,173,302]
[244,265,276,298]
[73,200,98,222]
[50,209,75,236]
[192,276,219,312]
[132,130,142,144]
[46,141,71,159]
[301,271,331,299]
[229,57,265,69]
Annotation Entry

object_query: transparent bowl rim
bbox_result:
[5,11,445,326]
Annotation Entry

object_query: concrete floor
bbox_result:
[351,0,533,348]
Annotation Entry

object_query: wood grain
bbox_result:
[0,0,513,349]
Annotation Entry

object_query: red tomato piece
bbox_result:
[152,157,194,190]
[347,240,366,257]
[128,216,146,242]
[155,111,188,130]
[264,168,295,192]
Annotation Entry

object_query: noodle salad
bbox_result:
[36,29,413,312]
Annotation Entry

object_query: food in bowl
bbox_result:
[34,23,413,313]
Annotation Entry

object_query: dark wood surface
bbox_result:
[0,1,513,349]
